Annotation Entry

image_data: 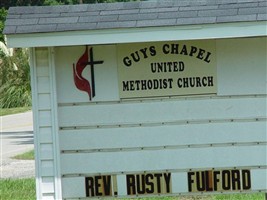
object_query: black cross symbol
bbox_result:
[83,47,104,98]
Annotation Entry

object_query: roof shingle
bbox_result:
[3,0,267,35]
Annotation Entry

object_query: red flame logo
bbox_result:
[73,46,104,101]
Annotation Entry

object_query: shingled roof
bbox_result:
[3,0,267,35]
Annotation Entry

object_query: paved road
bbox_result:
[1,111,34,159]
[0,111,35,178]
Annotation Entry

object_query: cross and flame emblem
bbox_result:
[73,46,104,101]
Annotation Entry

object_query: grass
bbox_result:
[12,149,34,160]
[0,106,31,116]
[0,178,36,200]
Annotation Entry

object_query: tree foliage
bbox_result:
[0,48,31,108]
[1,0,139,8]
[0,9,7,43]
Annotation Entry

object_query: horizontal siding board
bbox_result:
[251,168,267,190]
[36,48,49,67]
[38,94,51,110]
[62,177,84,198]
[39,111,52,127]
[59,121,266,151]
[217,37,267,95]
[39,127,53,143]
[58,97,266,127]
[40,143,54,160]
[37,77,50,94]
[41,160,54,176]
[60,145,266,174]
[41,177,55,193]
[36,59,49,68]
[36,65,49,77]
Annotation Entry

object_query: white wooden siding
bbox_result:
[58,96,265,128]
[54,37,266,199]
[217,37,267,95]
[30,47,61,199]
[59,121,266,151]
[60,145,266,174]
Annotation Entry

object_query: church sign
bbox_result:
[118,40,217,99]
[3,1,266,199]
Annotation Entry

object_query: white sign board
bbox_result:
[117,40,217,99]
[31,37,266,199]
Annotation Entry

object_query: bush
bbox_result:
[0,48,32,108]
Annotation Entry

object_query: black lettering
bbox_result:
[168,78,173,89]
[207,76,213,86]
[150,46,156,56]
[122,81,129,91]
[180,45,188,55]
[153,79,159,89]
[123,56,131,67]
[222,170,231,190]
[197,48,205,60]
[129,80,134,91]
[157,62,163,72]
[179,61,185,71]
[95,176,102,196]
[202,77,207,87]
[135,80,140,90]
[213,171,220,191]
[151,63,156,73]
[141,80,147,90]
[196,77,201,87]
[126,174,136,195]
[131,51,140,62]
[145,174,154,194]
[162,79,168,89]
[189,46,198,57]
[136,174,146,194]
[188,172,195,192]
[167,62,173,72]
[173,62,178,72]
[162,44,170,54]
[147,80,153,89]
[140,48,148,59]
[231,170,241,190]
[196,171,205,191]
[103,176,112,196]
[177,78,183,88]
[183,77,189,88]
[171,44,179,54]
[85,177,95,197]
[164,173,171,193]
[189,77,195,87]
[204,51,211,63]
[242,170,251,190]
[154,173,162,193]
[159,79,163,89]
